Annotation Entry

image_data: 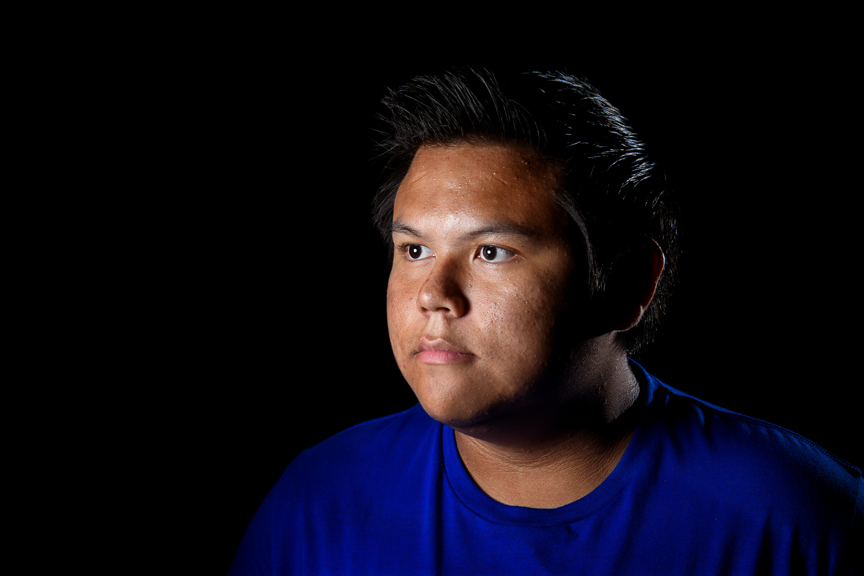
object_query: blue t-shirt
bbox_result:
[229,363,862,575]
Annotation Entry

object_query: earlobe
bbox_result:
[610,240,665,332]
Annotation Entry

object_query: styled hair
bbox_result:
[371,67,679,355]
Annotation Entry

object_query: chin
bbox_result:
[411,385,514,434]
[418,402,491,432]
[409,382,483,429]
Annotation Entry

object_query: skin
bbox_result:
[386,142,663,508]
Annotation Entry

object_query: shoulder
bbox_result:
[276,403,440,498]
[641,369,862,522]
[618,364,863,575]
[227,404,443,575]
[290,403,436,466]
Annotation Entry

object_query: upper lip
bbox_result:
[416,336,472,355]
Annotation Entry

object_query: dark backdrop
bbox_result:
[139,40,859,574]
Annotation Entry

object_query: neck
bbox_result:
[453,354,641,509]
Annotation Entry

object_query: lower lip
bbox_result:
[416,350,475,364]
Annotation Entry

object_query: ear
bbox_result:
[608,240,665,332]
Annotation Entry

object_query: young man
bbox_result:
[229,68,861,575]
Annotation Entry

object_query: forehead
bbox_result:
[393,143,566,235]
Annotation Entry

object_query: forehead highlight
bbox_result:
[392,143,564,229]
[390,219,543,243]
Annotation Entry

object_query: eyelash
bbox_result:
[399,243,432,260]
[476,245,514,263]
[397,243,514,263]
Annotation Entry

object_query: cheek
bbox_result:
[386,278,414,353]
[386,282,423,377]
[385,283,400,338]
[484,281,562,354]
[386,277,408,312]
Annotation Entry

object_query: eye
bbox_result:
[404,244,433,260]
[477,245,514,263]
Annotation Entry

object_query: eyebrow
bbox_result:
[390,220,540,241]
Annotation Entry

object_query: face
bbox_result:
[386,143,582,432]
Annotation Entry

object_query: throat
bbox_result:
[453,408,638,509]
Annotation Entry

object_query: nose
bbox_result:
[417,259,469,318]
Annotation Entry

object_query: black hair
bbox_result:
[371,66,679,355]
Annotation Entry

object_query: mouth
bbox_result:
[415,337,476,365]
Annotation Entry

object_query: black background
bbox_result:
[103,28,859,574]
